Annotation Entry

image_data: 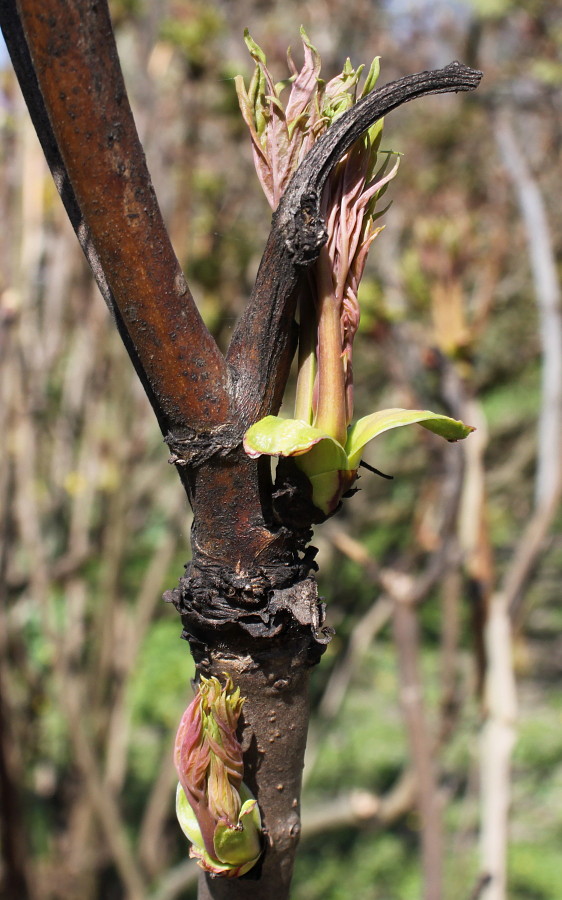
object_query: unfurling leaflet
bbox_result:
[174,675,262,877]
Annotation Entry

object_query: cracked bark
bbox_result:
[0,2,482,896]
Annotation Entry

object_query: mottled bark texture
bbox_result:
[1,2,482,897]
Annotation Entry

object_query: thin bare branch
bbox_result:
[57,674,147,900]
[493,113,562,623]
[392,581,443,900]
[495,114,562,507]
[318,593,393,720]
[504,488,562,624]
[302,770,417,836]
[478,590,517,900]
[149,860,199,900]
[0,664,34,899]
[138,739,179,878]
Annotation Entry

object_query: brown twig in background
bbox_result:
[390,576,443,900]
[495,114,562,508]
[317,507,464,900]
[0,650,33,900]
[56,673,147,900]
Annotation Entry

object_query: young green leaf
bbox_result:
[346,408,475,469]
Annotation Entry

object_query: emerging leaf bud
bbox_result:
[174,675,262,877]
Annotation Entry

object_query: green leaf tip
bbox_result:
[244,415,346,467]
[243,28,267,64]
[176,782,262,877]
[346,408,475,469]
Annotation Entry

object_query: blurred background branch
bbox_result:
[1,1,561,898]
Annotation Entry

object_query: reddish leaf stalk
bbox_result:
[313,244,348,445]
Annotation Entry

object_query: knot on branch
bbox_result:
[165,423,242,467]
[163,550,332,653]
[278,189,327,266]
[436,59,483,90]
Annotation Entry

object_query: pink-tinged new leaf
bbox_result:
[174,675,262,876]
[284,29,321,123]
[234,75,274,206]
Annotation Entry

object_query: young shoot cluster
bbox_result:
[238,30,473,515]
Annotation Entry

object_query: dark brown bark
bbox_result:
[0,3,482,897]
